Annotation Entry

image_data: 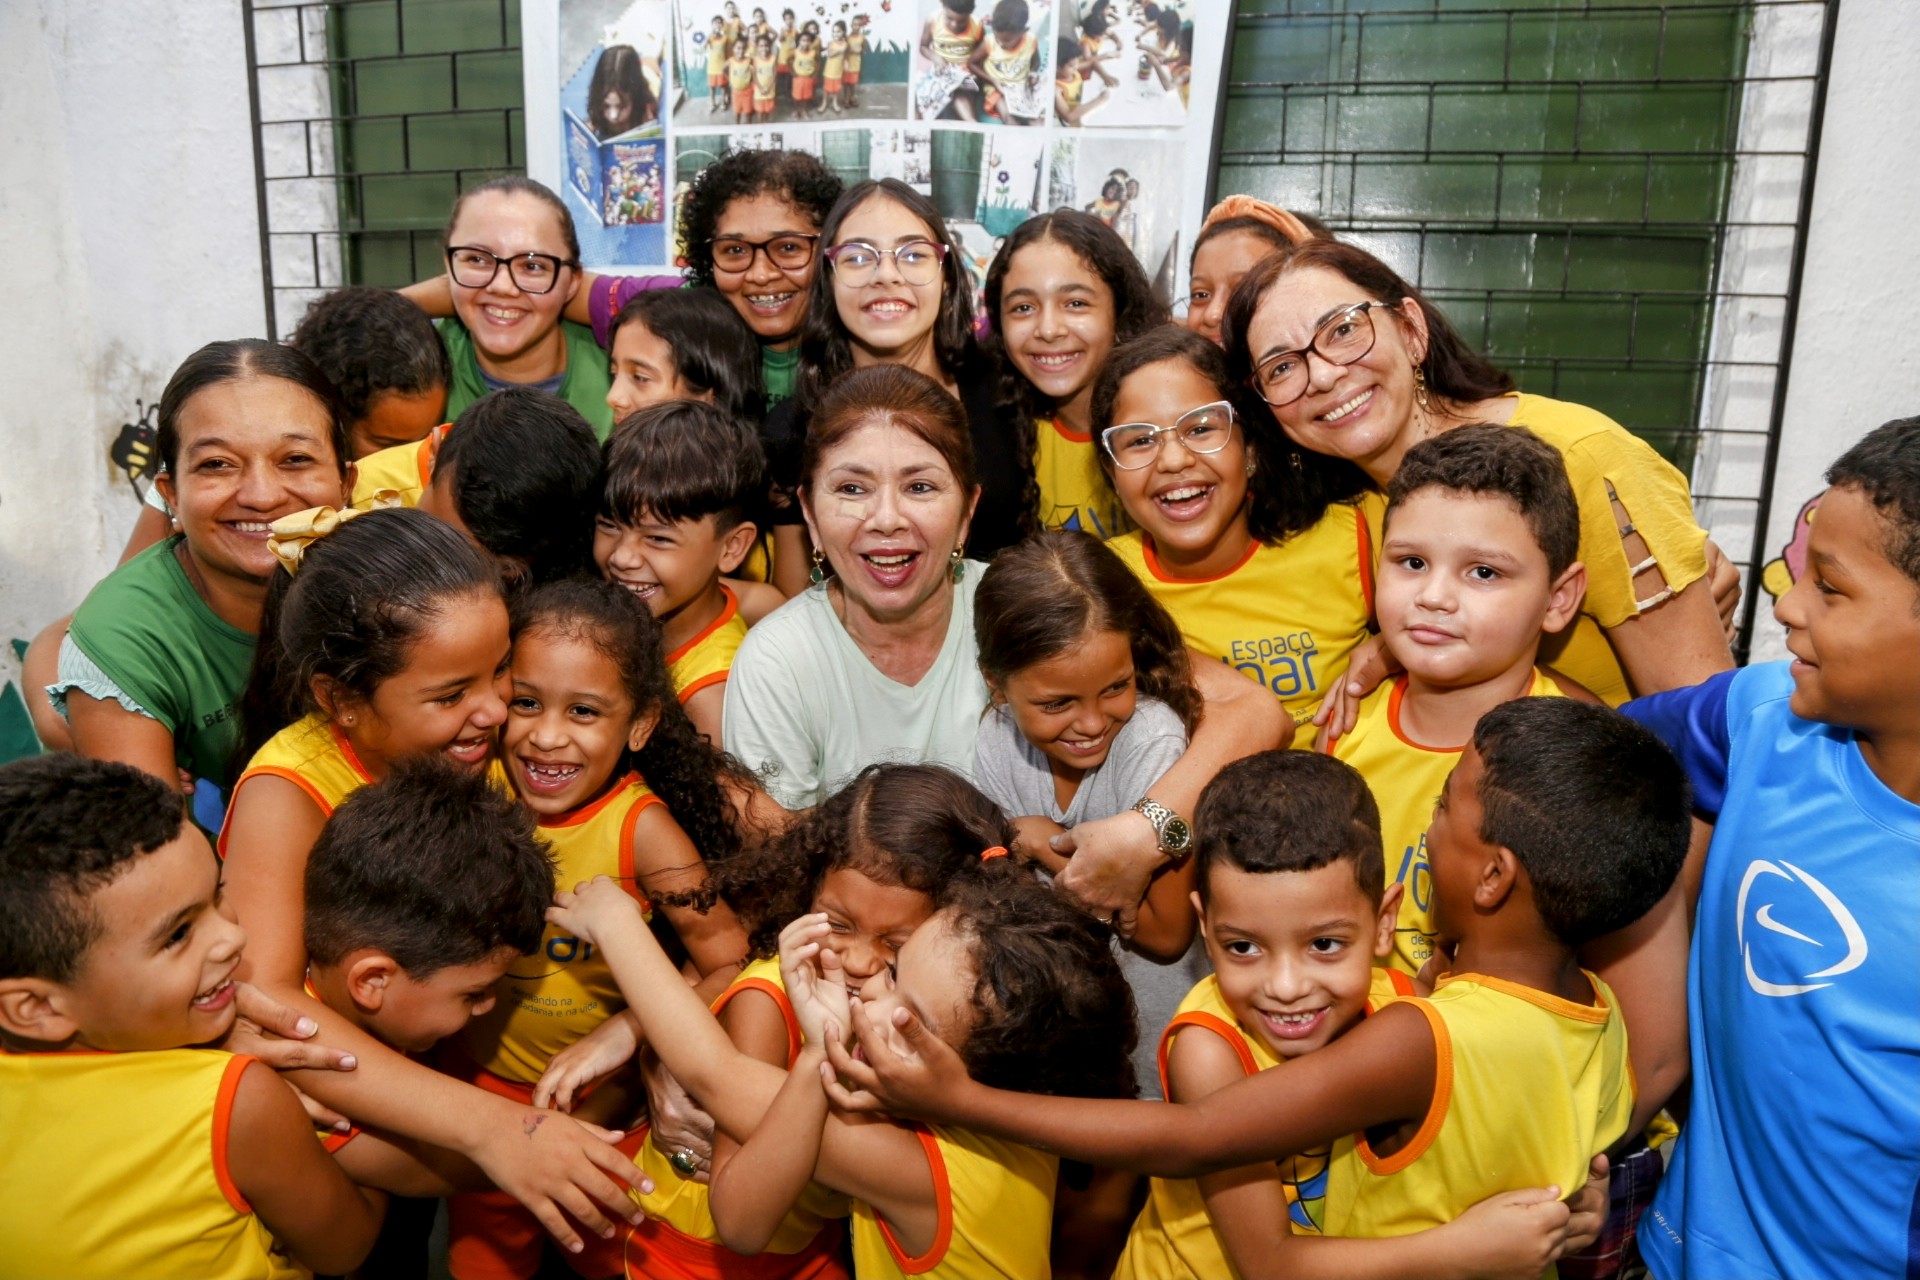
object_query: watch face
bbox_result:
[1161,815,1193,853]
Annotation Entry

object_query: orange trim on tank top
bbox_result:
[542,771,645,830]
[876,1127,953,1273]
[212,1055,257,1214]
[1156,1009,1258,1098]
[1141,532,1259,585]
[1355,998,1452,1175]
[217,765,336,859]
[1384,677,1468,755]
[1048,415,1092,445]
[711,978,802,1063]
[1440,971,1612,1023]
[616,786,666,913]
[676,670,731,705]
[666,585,741,667]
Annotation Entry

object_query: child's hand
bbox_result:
[1430,1184,1574,1280]
[1563,1154,1611,1254]
[535,1009,641,1113]
[547,876,647,946]
[820,999,972,1123]
[779,913,851,1048]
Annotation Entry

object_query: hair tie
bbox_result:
[1201,195,1317,249]
[980,846,1009,862]
[267,491,401,576]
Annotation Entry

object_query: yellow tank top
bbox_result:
[933,17,982,65]
[728,57,754,91]
[793,46,818,75]
[630,957,852,1258]
[1107,506,1375,749]
[723,19,742,47]
[753,55,777,96]
[221,713,373,854]
[850,1126,1057,1280]
[824,41,846,78]
[982,31,1037,86]
[0,1049,301,1280]
[460,774,659,1084]
[1321,971,1633,1259]
[1329,670,1566,975]
[778,30,797,64]
[667,585,750,704]
[1058,67,1084,109]
[707,39,729,76]
[1034,418,1130,539]
[1113,969,1413,1279]
[1359,397,1709,706]
[350,424,448,509]
[846,31,866,71]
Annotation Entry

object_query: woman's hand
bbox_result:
[779,914,851,1048]
[638,1049,715,1185]
[221,981,358,1074]
[820,999,972,1122]
[1049,810,1160,937]
[547,876,648,947]
[535,1009,641,1113]
[1310,632,1398,745]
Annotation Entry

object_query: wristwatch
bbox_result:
[1132,797,1193,861]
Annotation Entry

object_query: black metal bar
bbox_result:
[1202,7,1241,211]
[1735,0,1840,660]
[241,0,279,338]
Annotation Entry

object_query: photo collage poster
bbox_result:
[523,0,1228,305]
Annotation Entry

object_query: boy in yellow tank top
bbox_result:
[594,402,763,745]
[822,699,1693,1273]
[1328,426,1587,975]
[842,17,867,108]
[0,755,384,1279]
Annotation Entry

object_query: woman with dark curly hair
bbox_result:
[984,210,1167,539]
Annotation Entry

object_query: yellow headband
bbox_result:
[1200,195,1317,250]
[267,491,401,576]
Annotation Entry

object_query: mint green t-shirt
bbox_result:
[439,317,616,439]
[65,538,256,789]
[761,343,799,408]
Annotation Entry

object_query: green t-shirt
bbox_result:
[762,343,800,408]
[439,317,616,439]
[66,538,257,790]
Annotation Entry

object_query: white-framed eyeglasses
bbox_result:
[1100,400,1238,470]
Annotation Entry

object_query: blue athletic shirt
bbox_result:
[1625,663,1920,1280]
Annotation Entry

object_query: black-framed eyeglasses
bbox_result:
[709,232,821,274]
[1101,400,1238,470]
[446,246,576,295]
[1252,301,1386,407]
[823,239,949,287]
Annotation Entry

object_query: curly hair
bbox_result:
[975,530,1201,733]
[289,288,450,449]
[1087,326,1335,544]
[714,764,1011,961]
[510,578,758,910]
[677,149,844,288]
[983,211,1168,535]
[794,179,977,420]
[939,863,1138,1100]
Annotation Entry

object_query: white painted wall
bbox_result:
[1739,0,1920,660]
[0,1,266,732]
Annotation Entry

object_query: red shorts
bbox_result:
[731,87,753,113]
[445,1065,648,1280]
[792,75,815,101]
[624,1211,849,1280]
[708,73,726,90]
[824,76,843,94]
[843,70,860,85]
[754,95,774,114]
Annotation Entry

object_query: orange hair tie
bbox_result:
[980,846,1010,862]
[1200,195,1317,249]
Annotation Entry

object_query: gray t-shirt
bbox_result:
[723,569,989,810]
[972,696,1209,1099]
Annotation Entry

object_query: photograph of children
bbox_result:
[1056,0,1190,127]
[670,0,916,126]
[1049,133,1183,294]
[559,1,671,265]
[912,0,1056,125]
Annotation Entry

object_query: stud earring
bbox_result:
[808,548,827,585]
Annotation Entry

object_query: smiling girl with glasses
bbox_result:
[1091,326,1376,752]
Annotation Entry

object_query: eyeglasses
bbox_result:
[709,232,821,274]
[1251,301,1385,407]
[1101,400,1237,470]
[446,246,575,295]
[824,239,949,287]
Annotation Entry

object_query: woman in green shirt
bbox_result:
[51,340,352,796]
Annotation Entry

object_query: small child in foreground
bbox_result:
[1329,424,1588,975]
[1116,750,1596,1280]
[594,402,768,744]
[0,755,384,1278]
[1623,417,1920,1280]
[827,699,1690,1251]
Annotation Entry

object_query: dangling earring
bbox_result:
[1244,458,1257,478]
[950,547,967,583]
[1290,449,1304,472]
[1412,364,1433,412]
[808,548,827,585]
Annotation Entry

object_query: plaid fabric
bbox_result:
[1560,1143,1665,1280]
